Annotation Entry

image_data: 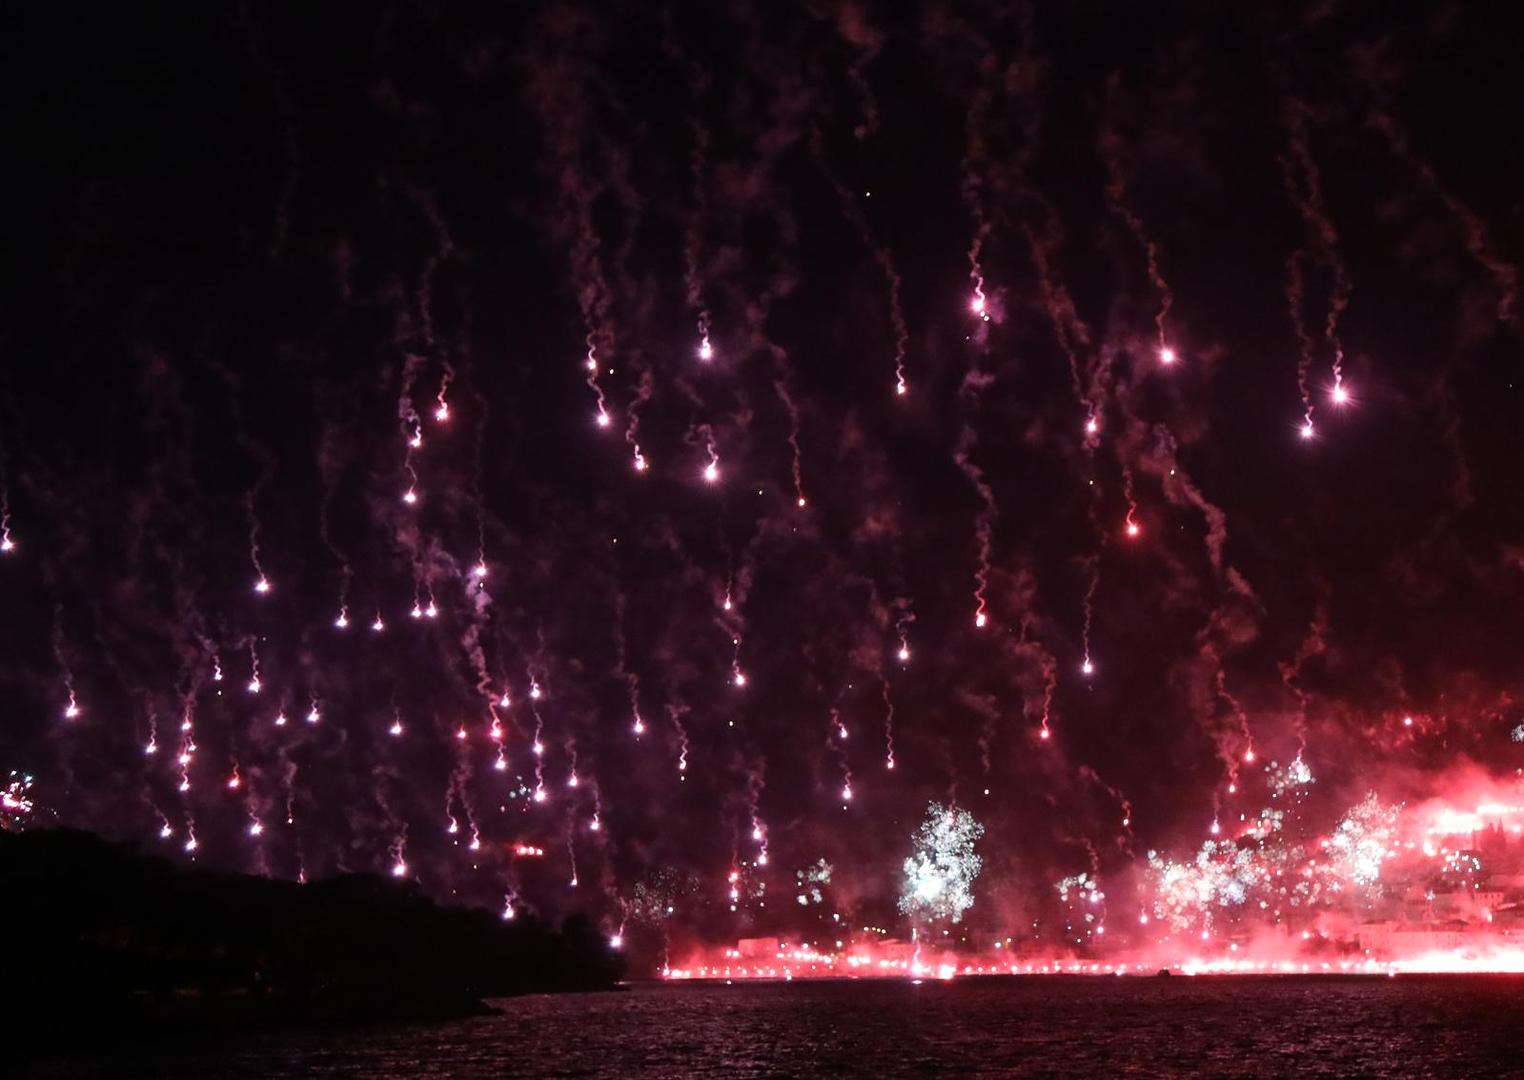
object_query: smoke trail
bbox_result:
[830,1,883,139]
[1100,75,1175,360]
[954,370,997,630]
[405,185,455,355]
[0,421,14,552]
[1079,556,1101,676]
[1144,425,1255,600]
[1367,110,1519,328]
[810,127,911,396]
[316,423,353,625]
[955,26,1004,326]
[625,366,653,473]
[1279,598,1329,754]
[1282,98,1354,400]
[1283,249,1317,435]
[1024,217,1092,416]
[524,12,620,428]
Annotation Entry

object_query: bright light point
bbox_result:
[533,788,547,803]
[1332,383,1349,405]
[64,703,80,720]
[249,822,263,836]
[633,453,647,472]
[1403,715,1414,727]
[145,741,157,755]
[842,785,853,801]
[473,563,488,579]
[595,410,611,428]
[610,935,623,949]
[493,757,506,771]
[796,497,806,508]
[402,489,418,504]
[896,381,907,396]
[389,722,403,736]
[1300,420,1314,440]
[391,861,407,878]
[184,837,198,852]
[751,826,763,842]
[1159,346,1177,365]
[254,578,271,594]
[435,403,449,422]
[1125,520,1140,538]
[227,775,240,789]
[699,339,713,361]
[633,719,645,735]
[160,825,173,839]
[1085,417,1099,435]
[1039,728,1051,740]
[1081,659,1095,676]
[532,741,544,756]
[733,671,747,687]
[757,854,768,866]
[456,727,467,741]
[0,538,13,552]
[372,617,385,632]
[1210,820,1221,835]
[974,612,987,628]
[335,611,349,629]
[275,713,287,727]
[703,462,719,483]
[897,646,911,662]
[424,602,438,618]
[306,708,320,724]
[568,774,580,788]
[970,293,985,314]
[409,432,422,449]
[530,685,542,700]
[1244,748,1256,763]
[410,603,423,619]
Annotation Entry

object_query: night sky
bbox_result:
[4,1,1523,950]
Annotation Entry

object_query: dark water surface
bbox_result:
[36,976,1524,1078]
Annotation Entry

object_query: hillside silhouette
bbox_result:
[1,829,623,1048]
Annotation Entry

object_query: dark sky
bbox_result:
[3,1,1523,945]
